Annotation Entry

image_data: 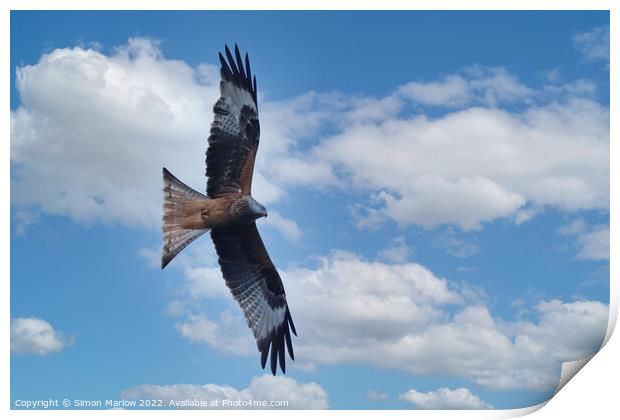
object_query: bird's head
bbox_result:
[247,197,268,219]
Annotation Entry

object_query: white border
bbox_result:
[2,1,616,419]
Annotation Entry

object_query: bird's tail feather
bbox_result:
[162,167,209,269]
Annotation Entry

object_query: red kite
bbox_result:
[161,45,296,375]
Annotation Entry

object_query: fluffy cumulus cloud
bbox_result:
[121,375,329,409]
[287,270,606,391]
[11,39,216,228]
[10,38,292,231]
[399,387,492,409]
[312,98,608,230]
[11,37,609,234]
[170,251,607,392]
[11,317,69,355]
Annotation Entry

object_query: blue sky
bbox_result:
[10,11,610,410]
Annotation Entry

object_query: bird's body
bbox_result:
[161,45,296,375]
[162,182,264,232]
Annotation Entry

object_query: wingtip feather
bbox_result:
[285,327,295,361]
[245,53,252,82]
[287,308,297,337]
[218,44,257,103]
[234,44,246,80]
[278,329,286,374]
[161,256,170,270]
[261,347,268,369]
[218,52,232,79]
[224,45,239,75]
[270,339,277,375]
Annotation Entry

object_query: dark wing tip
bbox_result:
[258,314,295,375]
[234,44,246,80]
[285,324,295,361]
[270,334,278,375]
[219,44,257,103]
[161,240,174,269]
[224,44,239,75]
[218,52,232,79]
[161,255,171,269]
[287,307,297,337]
[245,53,252,82]
[278,329,286,374]
[261,345,269,369]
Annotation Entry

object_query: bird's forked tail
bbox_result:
[162,168,209,269]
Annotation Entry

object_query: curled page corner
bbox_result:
[554,354,596,395]
[552,307,616,397]
[547,300,618,403]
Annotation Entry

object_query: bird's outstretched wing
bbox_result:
[211,223,296,374]
[206,44,260,198]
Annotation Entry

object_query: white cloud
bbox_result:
[378,235,411,262]
[558,219,609,260]
[576,225,609,260]
[399,387,492,409]
[257,92,343,189]
[171,251,607,392]
[399,74,470,107]
[182,266,230,300]
[10,38,291,230]
[466,66,533,105]
[573,25,610,64]
[11,317,69,355]
[260,210,303,241]
[175,312,254,357]
[315,99,608,229]
[11,39,217,228]
[121,374,329,409]
[377,176,525,230]
[399,66,533,108]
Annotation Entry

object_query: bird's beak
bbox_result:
[263,211,268,218]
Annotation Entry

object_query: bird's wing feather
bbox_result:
[210,223,296,374]
[206,45,259,198]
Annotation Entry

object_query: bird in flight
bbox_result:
[161,45,296,375]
